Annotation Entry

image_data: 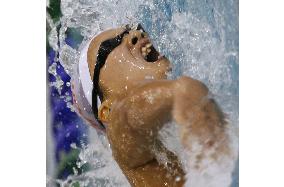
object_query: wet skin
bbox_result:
[87,27,230,187]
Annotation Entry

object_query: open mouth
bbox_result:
[140,42,162,62]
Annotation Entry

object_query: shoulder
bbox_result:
[174,76,208,101]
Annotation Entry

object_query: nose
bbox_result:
[128,30,147,46]
[140,32,148,38]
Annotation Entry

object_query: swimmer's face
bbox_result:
[88,27,171,100]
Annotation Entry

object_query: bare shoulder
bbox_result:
[172,76,224,127]
[174,76,209,101]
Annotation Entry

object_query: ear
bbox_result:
[98,99,112,123]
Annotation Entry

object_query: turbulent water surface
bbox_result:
[47,0,238,186]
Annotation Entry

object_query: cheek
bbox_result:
[110,45,133,62]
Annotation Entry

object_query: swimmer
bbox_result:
[72,24,236,187]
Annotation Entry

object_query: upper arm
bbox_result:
[106,80,174,168]
[107,96,155,168]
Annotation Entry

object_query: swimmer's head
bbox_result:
[87,24,171,122]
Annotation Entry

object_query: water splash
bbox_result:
[48,129,130,187]
[48,62,64,94]
[47,0,238,186]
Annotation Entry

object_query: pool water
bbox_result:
[47,0,238,186]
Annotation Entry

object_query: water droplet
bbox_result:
[70,143,77,149]
[175,176,181,182]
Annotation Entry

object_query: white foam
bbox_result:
[47,0,239,186]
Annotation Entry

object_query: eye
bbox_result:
[131,37,138,45]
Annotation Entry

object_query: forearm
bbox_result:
[123,159,185,187]
[172,77,237,185]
